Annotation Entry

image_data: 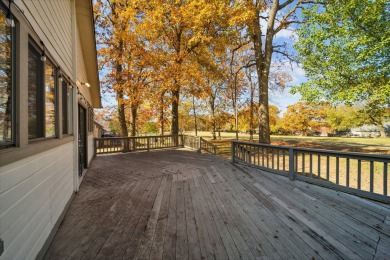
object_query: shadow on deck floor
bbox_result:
[44,148,390,260]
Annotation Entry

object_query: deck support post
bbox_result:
[147,137,150,152]
[289,148,295,181]
[123,139,128,152]
[231,141,235,163]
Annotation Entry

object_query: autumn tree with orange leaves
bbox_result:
[133,0,233,135]
[96,0,158,136]
[94,0,320,141]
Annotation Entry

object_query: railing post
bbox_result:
[289,148,295,181]
[231,141,235,163]
[181,135,184,147]
[123,138,128,152]
[197,137,201,153]
[147,137,150,152]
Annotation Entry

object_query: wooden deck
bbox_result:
[44,149,390,260]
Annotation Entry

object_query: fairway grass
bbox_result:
[183,131,390,156]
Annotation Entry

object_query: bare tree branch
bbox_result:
[278,0,295,10]
[273,49,298,63]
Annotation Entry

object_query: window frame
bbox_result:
[28,39,58,141]
[0,4,16,148]
[62,78,73,135]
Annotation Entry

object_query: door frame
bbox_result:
[78,103,88,177]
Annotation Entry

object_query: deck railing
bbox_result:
[200,138,217,154]
[95,135,217,155]
[182,135,200,150]
[231,141,390,203]
[95,135,182,154]
[182,135,217,154]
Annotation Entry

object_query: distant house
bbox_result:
[350,125,381,137]
[94,121,106,138]
[0,1,100,259]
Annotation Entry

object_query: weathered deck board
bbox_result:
[44,149,390,260]
[183,181,202,260]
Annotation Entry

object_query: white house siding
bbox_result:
[88,133,95,164]
[18,0,73,78]
[0,142,74,260]
[76,25,93,105]
[0,0,99,259]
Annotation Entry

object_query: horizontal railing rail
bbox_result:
[200,138,217,154]
[183,135,217,154]
[232,141,390,203]
[183,135,200,151]
[95,135,182,155]
[95,134,217,155]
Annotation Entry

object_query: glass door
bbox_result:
[78,105,87,177]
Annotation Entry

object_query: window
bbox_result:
[28,41,57,139]
[0,6,14,146]
[62,79,73,135]
[45,61,56,137]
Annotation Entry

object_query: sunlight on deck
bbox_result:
[44,149,390,259]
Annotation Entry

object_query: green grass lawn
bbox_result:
[272,135,390,147]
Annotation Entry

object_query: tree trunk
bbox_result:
[377,124,387,137]
[235,108,239,140]
[233,95,238,140]
[159,92,165,135]
[117,92,128,137]
[249,77,254,141]
[258,77,271,144]
[192,95,198,136]
[251,1,278,144]
[209,88,218,140]
[115,57,128,137]
[130,106,137,136]
[211,100,216,140]
[171,89,180,135]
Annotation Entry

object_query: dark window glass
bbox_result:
[28,43,44,139]
[28,41,57,139]
[62,80,73,134]
[0,7,14,145]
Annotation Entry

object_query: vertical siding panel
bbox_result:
[0,143,74,259]
[0,0,98,258]
[33,0,72,65]
[11,200,51,259]
[15,201,51,259]
[48,0,72,53]
[27,223,52,260]
[19,0,73,76]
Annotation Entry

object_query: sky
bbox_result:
[270,63,306,113]
[261,23,306,114]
